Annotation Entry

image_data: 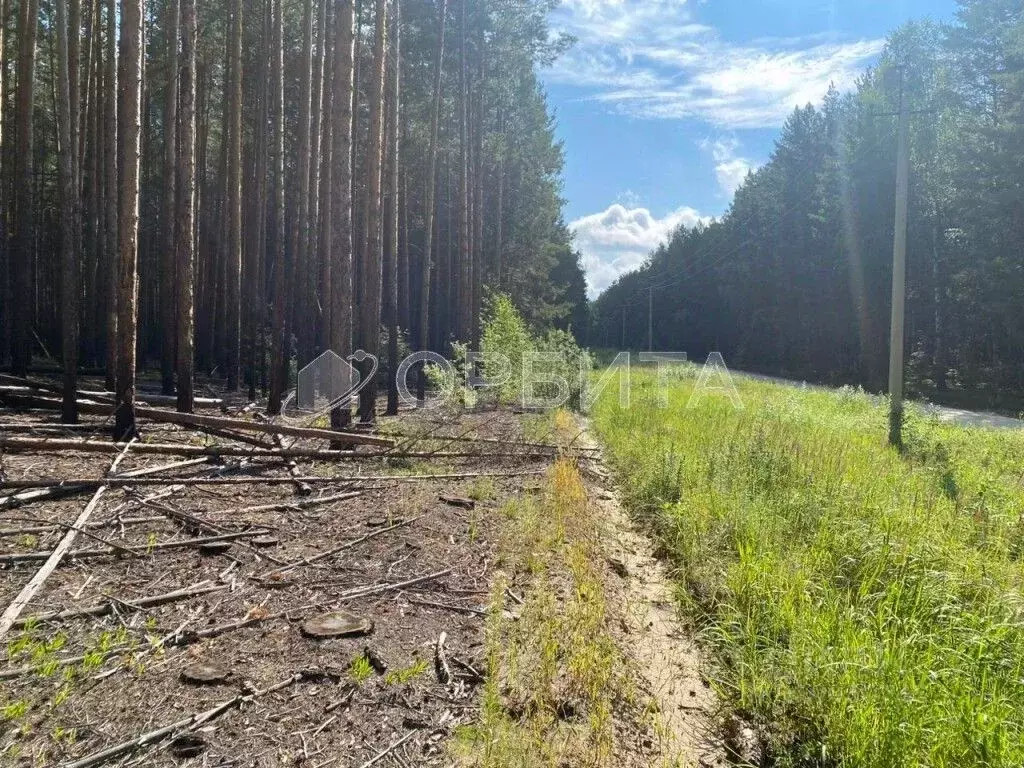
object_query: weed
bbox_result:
[384,658,429,685]
[1,700,28,723]
[348,654,374,685]
[453,457,626,766]
[593,367,1024,768]
[467,476,496,502]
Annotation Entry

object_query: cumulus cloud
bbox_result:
[700,137,757,197]
[569,203,708,297]
[546,2,884,128]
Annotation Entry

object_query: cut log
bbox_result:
[0,469,543,491]
[0,390,392,446]
[181,662,231,684]
[0,436,547,461]
[301,611,374,639]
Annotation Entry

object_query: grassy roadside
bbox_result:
[451,415,650,767]
[592,366,1024,767]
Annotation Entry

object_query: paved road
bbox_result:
[733,370,1023,430]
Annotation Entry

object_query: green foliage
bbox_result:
[480,293,590,409]
[384,658,429,686]
[594,369,1024,767]
[348,654,375,685]
[594,0,1024,410]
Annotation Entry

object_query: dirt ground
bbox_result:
[0,389,732,767]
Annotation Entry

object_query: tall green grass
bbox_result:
[592,367,1024,767]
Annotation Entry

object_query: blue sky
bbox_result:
[541,0,959,297]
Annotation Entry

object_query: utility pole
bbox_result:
[647,287,653,352]
[888,69,910,448]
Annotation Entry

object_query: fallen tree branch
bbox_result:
[0,468,544,490]
[357,731,416,768]
[0,515,165,538]
[61,671,310,768]
[257,515,422,580]
[337,568,453,602]
[434,631,452,685]
[0,528,270,565]
[0,436,553,461]
[0,457,210,509]
[0,391,393,446]
[211,490,363,517]
[13,581,229,627]
[0,373,223,407]
[0,440,135,641]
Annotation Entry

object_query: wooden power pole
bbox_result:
[888,69,910,448]
[647,287,653,352]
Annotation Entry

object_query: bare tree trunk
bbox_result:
[84,13,101,365]
[11,0,40,376]
[176,0,197,413]
[55,0,81,422]
[68,0,80,191]
[398,167,408,333]
[471,25,484,348]
[102,0,117,391]
[417,0,445,400]
[357,0,387,422]
[384,0,400,415]
[266,0,286,414]
[77,0,96,201]
[115,0,144,439]
[495,110,503,289]
[456,0,470,342]
[315,0,334,355]
[329,0,355,432]
[306,0,326,354]
[225,0,242,390]
[292,0,314,368]
[244,0,269,400]
[0,0,6,366]
[161,0,180,395]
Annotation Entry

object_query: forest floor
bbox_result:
[0,385,733,768]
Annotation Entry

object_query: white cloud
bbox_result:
[700,136,757,197]
[546,2,884,128]
[569,202,708,297]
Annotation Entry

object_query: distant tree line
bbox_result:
[0,0,588,432]
[595,0,1024,410]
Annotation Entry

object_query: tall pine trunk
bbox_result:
[102,0,117,390]
[384,0,400,415]
[0,0,6,366]
[292,0,314,367]
[55,0,80,422]
[225,0,242,390]
[456,0,470,342]
[160,0,180,395]
[358,0,388,422]
[329,0,355,432]
[176,0,197,412]
[417,0,445,400]
[11,0,40,375]
[115,0,144,439]
[266,0,286,414]
[471,25,484,348]
[315,0,334,354]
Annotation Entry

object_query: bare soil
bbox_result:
[0,391,731,767]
